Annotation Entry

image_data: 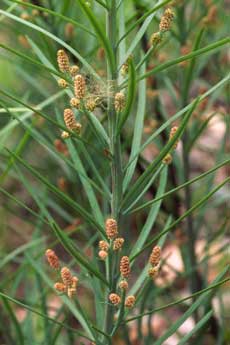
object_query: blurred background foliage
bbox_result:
[0,0,229,344]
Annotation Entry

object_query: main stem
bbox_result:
[177,4,201,309]
[104,0,123,342]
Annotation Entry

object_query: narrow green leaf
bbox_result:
[8,0,96,36]
[122,98,199,212]
[186,113,216,152]
[125,273,229,323]
[124,75,229,170]
[79,143,111,197]
[0,292,93,341]
[0,187,49,225]
[0,124,30,184]
[117,0,171,45]
[0,90,64,150]
[7,149,104,234]
[6,102,104,195]
[131,177,230,260]
[0,43,63,79]
[83,107,110,147]
[123,61,146,192]
[124,165,164,214]
[130,166,168,258]
[118,0,126,85]
[117,0,171,60]
[0,88,65,132]
[129,217,172,296]
[92,277,104,328]
[0,89,102,156]
[66,139,104,227]
[182,28,205,104]
[76,0,115,73]
[0,2,17,21]
[94,0,108,9]
[1,297,24,345]
[1,102,105,197]
[59,0,71,16]
[14,163,56,224]
[153,268,228,345]
[117,58,136,134]
[138,37,230,82]
[0,238,45,270]
[178,310,213,345]
[50,320,64,345]
[0,9,102,82]
[131,159,230,213]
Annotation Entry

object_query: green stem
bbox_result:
[103,0,123,341]
[180,22,205,303]
[111,290,126,336]
[95,0,109,10]
[137,280,152,342]
[135,42,158,71]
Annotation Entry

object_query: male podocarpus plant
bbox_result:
[44,7,176,344]
[0,0,229,344]
[43,3,229,344]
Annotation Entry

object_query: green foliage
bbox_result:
[0,0,229,344]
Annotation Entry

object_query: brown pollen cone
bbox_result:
[98,250,108,260]
[120,256,130,278]
[159,8,174,32]
[61,267,73,286]
[74,74,86,99]
[99,240,109,251]
[64,109,81,134]
[125,295,136,308]
[109,293,121,306]
[119,280,128,290]
[149,246,161,266]
[169,126,179,149]
[57,49,70,72]
[45,249,60,269]
[113,237,124,251]
[105,218,118,239]
[54,282,66,292]
[148,266,159,279]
